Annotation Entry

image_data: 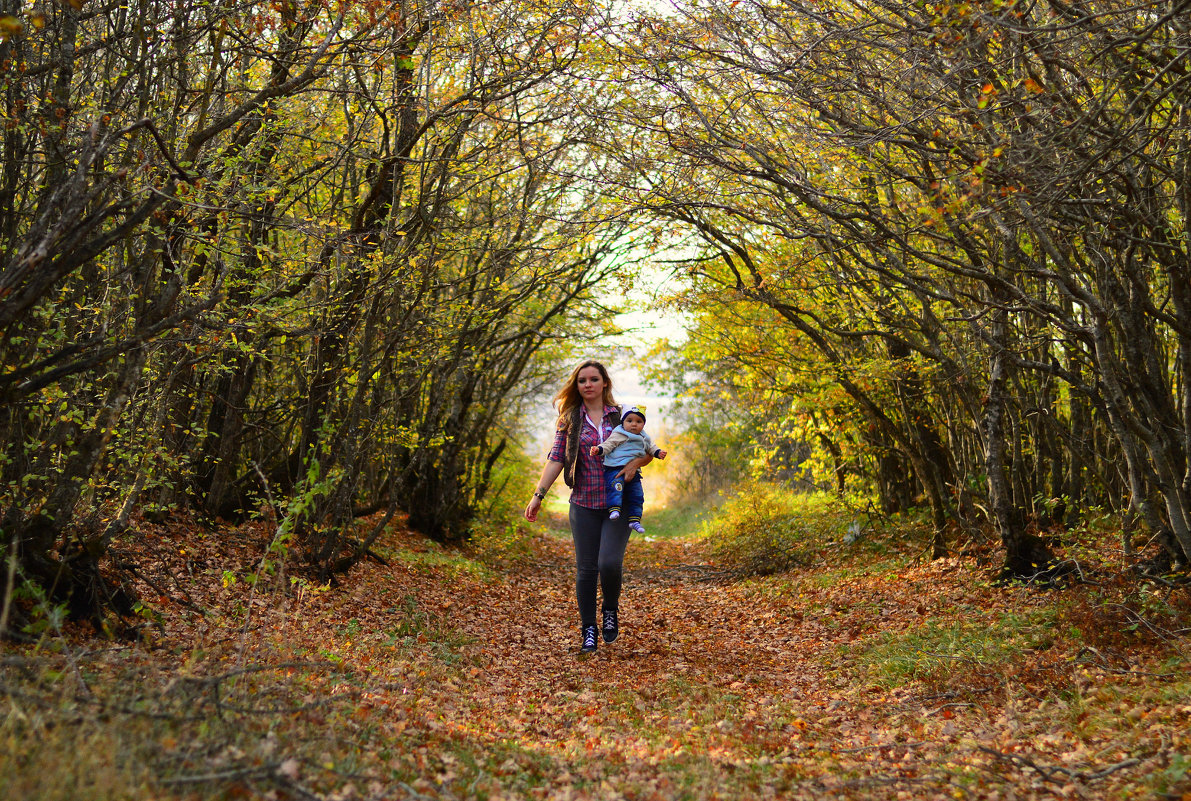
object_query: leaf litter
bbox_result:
[2,509,1189,801]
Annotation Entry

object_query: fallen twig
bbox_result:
[161,764,279,785]
[978,745,1142,783]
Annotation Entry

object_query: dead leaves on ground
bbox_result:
[5,516,1190,801]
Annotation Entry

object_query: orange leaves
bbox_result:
[40,504,1183,800]
[976,82,996,109]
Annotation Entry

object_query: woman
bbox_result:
[524,360,652,653]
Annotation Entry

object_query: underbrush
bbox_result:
[465,450,551,565]
[0,649,372,801]
[700,483,922,576]
[1,596,481,801]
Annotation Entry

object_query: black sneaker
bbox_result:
[580,625,598,653]
[602,609,619,643]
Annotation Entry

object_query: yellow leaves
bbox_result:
[0,15,21,40]
[0,9,48,40]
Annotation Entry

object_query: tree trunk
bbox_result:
[986,309,1050,578]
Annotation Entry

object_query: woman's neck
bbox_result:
[582,398,604,420]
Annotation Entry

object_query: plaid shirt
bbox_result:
[547,405,617,510]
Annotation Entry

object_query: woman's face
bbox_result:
[575,366,606,403]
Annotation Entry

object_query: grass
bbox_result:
[381,543,493,580]
[522,488,717,541]
[641,495,720,540]
[700,483,928,578]
[844,607,1062,690]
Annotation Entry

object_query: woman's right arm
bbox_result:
[524,460,564,522]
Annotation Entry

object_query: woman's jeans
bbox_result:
[569,503,632,628]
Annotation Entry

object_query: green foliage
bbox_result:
[467,449,537,556]
[699,482,928,579]
[703,484,850,576]
[6,567,68,638]
[1154,753,1191,797]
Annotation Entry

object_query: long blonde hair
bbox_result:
[554,360,617,429]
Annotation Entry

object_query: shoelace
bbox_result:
[603,611,617,630]
[584,627,598,648]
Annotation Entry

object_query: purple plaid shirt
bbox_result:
[547,405,617,509]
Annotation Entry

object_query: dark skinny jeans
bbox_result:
[569,502,632,629]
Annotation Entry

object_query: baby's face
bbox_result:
[623,415,645,434]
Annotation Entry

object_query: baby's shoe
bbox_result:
[629,521,645,533]
[609,510,620,520]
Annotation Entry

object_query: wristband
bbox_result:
[532,488,547,500]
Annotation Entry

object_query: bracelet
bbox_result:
[532,488,547,500]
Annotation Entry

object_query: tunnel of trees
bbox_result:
[2,0,1189,630]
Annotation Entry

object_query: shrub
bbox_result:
[467,450,540,566]
[702,483,836,576]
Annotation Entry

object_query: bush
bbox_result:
[702,483,845,576]
[467,450,540,566]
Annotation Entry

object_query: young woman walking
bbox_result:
[523,360,652,653]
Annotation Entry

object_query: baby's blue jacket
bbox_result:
[599,425,660,468]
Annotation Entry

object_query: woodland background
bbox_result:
[4,0,1191,620]
[1,1,1191,797]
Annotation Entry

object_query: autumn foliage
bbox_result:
[2,0,1191,795]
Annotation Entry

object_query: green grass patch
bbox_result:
[468,520,538,566]
[387,544,492,580]
[382,594,476,665]
[844,607,1061,689]
[642,495,720,540]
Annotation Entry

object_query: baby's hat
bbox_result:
[621,405,646,423]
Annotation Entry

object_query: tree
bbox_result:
[597,0,1191,573]
[0,0,629,630]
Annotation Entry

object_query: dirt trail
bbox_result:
[19,514,1183,801]
[401,528,842,798]
[325,518,1180,801]
[305,521,1024,799]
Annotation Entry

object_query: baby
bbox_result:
[589,405,667,533]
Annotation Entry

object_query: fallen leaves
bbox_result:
[5,514,1189,800]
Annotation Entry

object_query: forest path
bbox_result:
[281,513,1081,800]
[19,513,1179,801]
